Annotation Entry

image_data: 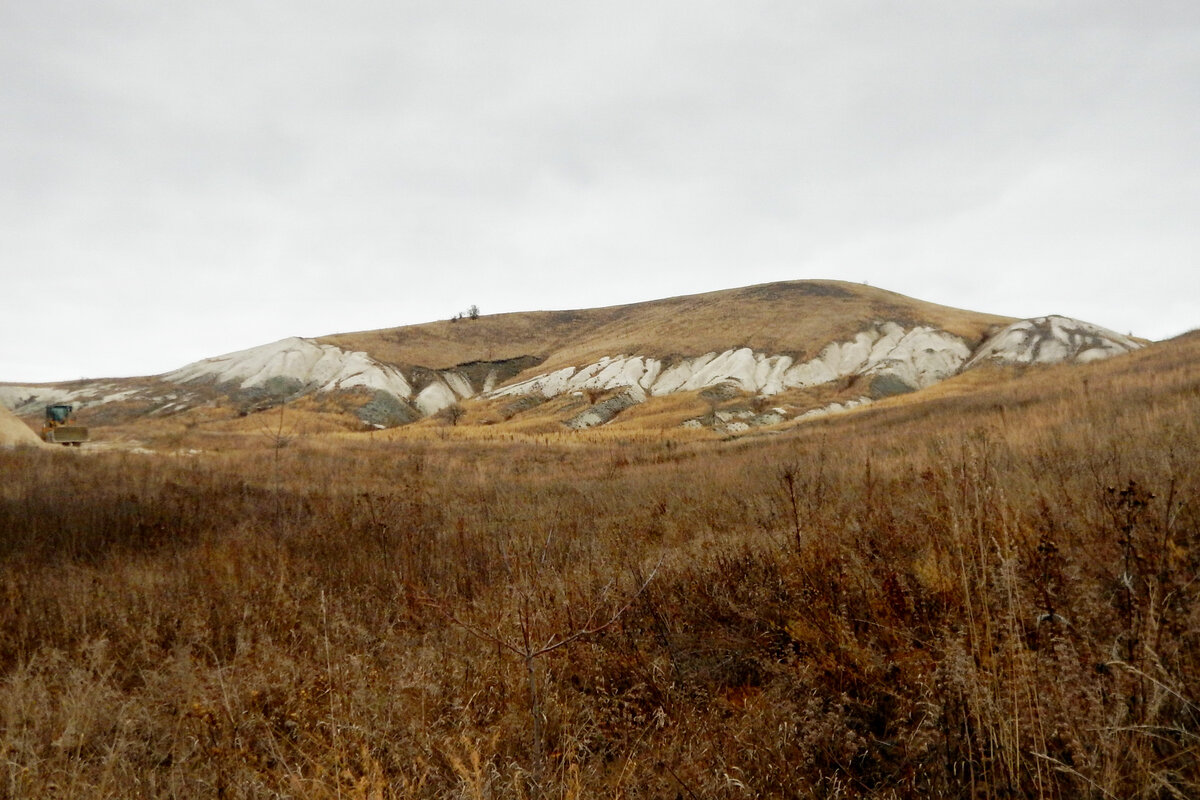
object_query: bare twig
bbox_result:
[422,556,662,797]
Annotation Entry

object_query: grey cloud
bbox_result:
[1,2,1197,381]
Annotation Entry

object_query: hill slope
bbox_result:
[0,280,1147,436]
[320,280,1012,371]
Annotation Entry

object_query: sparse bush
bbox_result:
[439,402,466,426]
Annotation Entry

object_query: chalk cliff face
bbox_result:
[480,316,1143,429]
[963,316,1141,369]
[491,321,974,401]
[0,337,487,422]
[164,337,415,398]
[0,282,1148,432]
[161,337,497,417]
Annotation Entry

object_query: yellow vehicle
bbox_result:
[42,404,88,446]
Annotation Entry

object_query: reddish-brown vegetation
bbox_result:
[1,333,1197,798]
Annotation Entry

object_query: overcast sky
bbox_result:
[3,1,1197,382]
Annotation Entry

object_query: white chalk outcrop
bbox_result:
[0,380,149,420]
[163,337,485,415]
[414,382,461,415]
[165,337,415,397]
[797,396,874,421]
[0,314,1147,432]
[2,338,484,423]
[488,316,1144,429]
[0,385,81,414]
[492,322,972,402]
[965,316,1141,369]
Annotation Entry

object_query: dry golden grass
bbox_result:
[0,331,1197,798]
[321,280,1014,378]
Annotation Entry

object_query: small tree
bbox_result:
[440,403,466,426]
[468,304,480,321]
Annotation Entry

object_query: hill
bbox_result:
[0,280,1148,442]
[321,280,1010,370]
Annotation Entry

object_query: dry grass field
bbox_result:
[320,280,1014,377]
[1,331,1197,798]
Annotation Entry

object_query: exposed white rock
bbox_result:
[860,327,973,389]
[0,380,156,415]
[678,348,761,393]
[4,313,1146,432]
[2,340,424,425]
[441,371,475,399]
[783,322,971,392]
[415,382,459,416]
[0,385,80,413]
[493,357,653,399]
[651,353,716,395]
[755,356,795,396]
[494,365,578,398]
[490,322,974,405]
[564,388,645,429]
[164,337,414,398]
[587,356,657,392]
[965,316,1141,369]
[411,371,478,416]
[798,396,874,420]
